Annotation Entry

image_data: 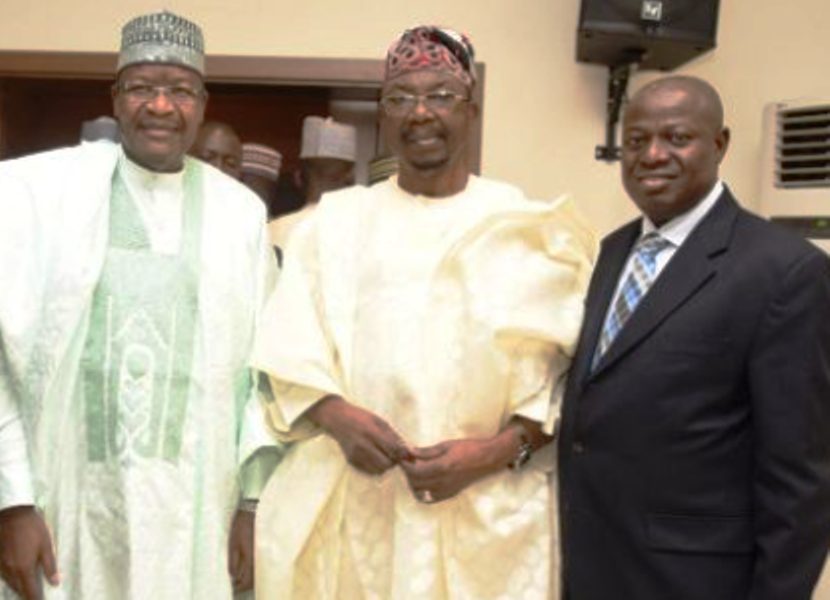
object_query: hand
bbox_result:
[308,396,411,475]
[402,418,552,504]
[401,437,508,504]
[0,506,59,600]
[227,509,255,593]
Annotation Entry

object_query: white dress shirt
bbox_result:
[601,180,725,328]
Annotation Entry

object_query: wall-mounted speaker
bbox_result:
[577,0,720,70]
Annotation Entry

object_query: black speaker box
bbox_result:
[577,0,720,70]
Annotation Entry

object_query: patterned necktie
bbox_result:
[593,232,672,369]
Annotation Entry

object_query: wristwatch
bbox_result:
[509,440,534,471]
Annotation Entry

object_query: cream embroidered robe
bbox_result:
[253,176,595,600]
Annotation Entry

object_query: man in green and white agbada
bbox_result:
[0,11,279,599]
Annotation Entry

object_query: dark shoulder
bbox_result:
[732,206,826,270]
[702,198,830,308]
[600,219,640,251]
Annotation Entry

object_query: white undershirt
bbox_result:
[118,149,185,255]
[603,180,724,321]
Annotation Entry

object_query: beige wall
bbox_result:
[1,0,828,236]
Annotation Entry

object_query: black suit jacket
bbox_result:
[558,189,830,600]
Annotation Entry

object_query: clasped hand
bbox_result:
[308,395,412,475]
[401,438,500,503]
[309,396,506,503]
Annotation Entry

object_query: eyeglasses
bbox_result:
[117,82,204,106]
[380,90,469,116]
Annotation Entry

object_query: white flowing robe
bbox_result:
[268,204,316,250]
[252,176,595,599]
[0,142,278,599]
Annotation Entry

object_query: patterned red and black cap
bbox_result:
[385,26,476,88]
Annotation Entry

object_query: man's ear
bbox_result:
[111,81,121,120]
[467,98,480,120]
[715,126,730,164]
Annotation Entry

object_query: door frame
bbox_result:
[0,51,484,171]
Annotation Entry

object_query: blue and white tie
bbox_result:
[593,232,671,370]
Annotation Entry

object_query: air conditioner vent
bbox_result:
[776,104,830,188]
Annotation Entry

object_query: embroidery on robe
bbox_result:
[82,164,203,464]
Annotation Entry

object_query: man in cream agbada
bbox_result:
[253,25,594,599]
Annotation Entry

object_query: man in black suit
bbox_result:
[558,75,830,599]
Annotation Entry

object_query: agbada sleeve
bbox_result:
[251,214,347,442]
[0,365,35,510]
[0,172,38,509]
[499,198,597,435]
[237,216,285,499]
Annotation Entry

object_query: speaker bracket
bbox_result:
[595,60,637,163]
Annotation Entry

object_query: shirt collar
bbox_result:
[641,180,724,247]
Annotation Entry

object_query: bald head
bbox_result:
[627,75,724,134]
[198,120,239,139]
[620,75,730,226]
[190,121,243,179]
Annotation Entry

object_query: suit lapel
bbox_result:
[590,190,740,378]
[570,222,640,390]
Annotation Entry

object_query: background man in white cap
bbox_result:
[252,25,594,599]
[79,116,120,144]
[239,142,281,219]
[0,10,278,599]
[268,116,357,253]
